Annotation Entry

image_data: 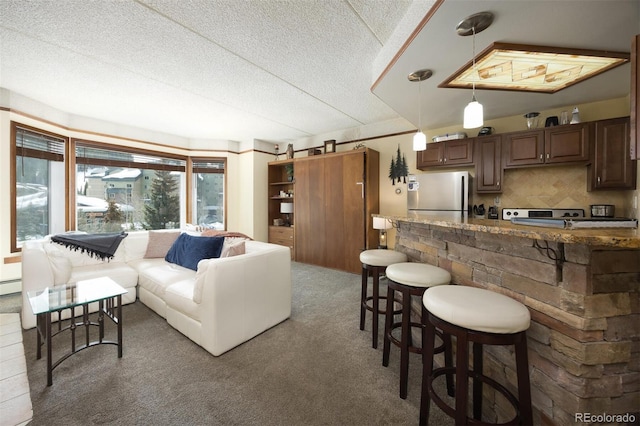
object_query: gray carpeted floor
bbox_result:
[5,262,453,425]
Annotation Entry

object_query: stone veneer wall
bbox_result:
[395,221,639,425]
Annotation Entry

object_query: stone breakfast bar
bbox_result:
[378,214,639,425]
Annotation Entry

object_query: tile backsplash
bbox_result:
[473,165,636,218]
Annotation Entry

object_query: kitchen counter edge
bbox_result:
[377,215,640,248]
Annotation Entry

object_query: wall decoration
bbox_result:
[324,139,336,153]
[388,145,409,185]
[286,144,294,159]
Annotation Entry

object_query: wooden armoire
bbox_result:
[292,148,379,274]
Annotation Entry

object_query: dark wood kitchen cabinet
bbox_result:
[589,117,636,190]
[417,138,474,169]
[545,123,590,164]
[503,130,544,167]
[475,135,503,193]
[503,123,589,167]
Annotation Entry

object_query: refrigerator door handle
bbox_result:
[356,182,364,198]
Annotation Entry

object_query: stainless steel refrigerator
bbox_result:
[407,171,470,217]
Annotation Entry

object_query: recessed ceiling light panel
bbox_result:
[440,43,630,93]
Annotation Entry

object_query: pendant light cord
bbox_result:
[471,25,477,101]
[418,80,422,132]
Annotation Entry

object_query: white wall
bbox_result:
[0,94,636,291]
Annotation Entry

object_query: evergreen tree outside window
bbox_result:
[144,170,180,229]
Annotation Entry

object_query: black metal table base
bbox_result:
[35,295,123,386]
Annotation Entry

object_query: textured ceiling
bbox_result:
[374,0,640,134]
[1,0,638,146]
[0,0,416,143]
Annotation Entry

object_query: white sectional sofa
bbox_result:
[21,230,292,356]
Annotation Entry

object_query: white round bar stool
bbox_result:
[359,249,407,348]
[382,262,451,399]
[420,286,533,426]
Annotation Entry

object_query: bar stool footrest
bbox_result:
[362,296,403,316]
[428,366,523,425]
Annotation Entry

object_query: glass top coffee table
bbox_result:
[27,277,127,386]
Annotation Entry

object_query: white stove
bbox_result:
[502,208,638,229]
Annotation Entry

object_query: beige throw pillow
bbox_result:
[220,239,246,258]
[144,230,181,258]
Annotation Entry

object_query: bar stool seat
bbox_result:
[421,286,533,425]
[383,262,451,399]
[359,250,407,348]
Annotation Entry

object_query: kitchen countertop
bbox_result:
[378,214,640,248]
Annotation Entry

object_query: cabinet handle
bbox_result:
[597,176,601,185]
[497,181,500,187]
[546,153,550,159]
[356,182,364,198]
[444,157,447,163]
[539,154,543,161]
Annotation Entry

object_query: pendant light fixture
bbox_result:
[408,69,432,151]
[456,12,493,129]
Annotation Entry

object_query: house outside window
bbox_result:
[75,141,186,232]
[11,123,67,251]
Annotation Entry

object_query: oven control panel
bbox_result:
[502,208,585,220]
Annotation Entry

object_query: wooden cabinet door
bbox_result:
[504,130,544,167]
[475,136,503,193]
[417,139,473,169]
[417,142,444,168]
[444,139,474,165]
[324,152,366,273]
[545,123,589,164]
[294,157,326,267]
[590,117,636,190]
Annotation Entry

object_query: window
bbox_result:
[10,124,227,249]
[11,123,67,252]
[75,141,187,232]
[192,158,225,229]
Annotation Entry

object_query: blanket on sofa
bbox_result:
[51,231,128,261]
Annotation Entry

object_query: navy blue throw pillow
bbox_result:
[164,233,225,271]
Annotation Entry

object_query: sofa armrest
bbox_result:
[21,242,55,329]
[194,241,292,355]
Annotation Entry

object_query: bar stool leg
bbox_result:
[420,307,436,426]
[444,332,455,397]
[399,288,412,399]
[455,332,469,426]
[473,342,483,421]
[360,266,367,331]
[516,335,533,425]
[382,285,394,367]
[372,266,381,348]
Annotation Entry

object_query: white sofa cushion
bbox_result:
[135,259,196,300]
[69,263,138,289]
[165,280,199,321]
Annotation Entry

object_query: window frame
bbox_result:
[10,122,69,253]
[190,157,227,229]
